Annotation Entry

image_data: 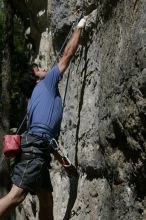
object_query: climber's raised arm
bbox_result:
[58,17,87,75]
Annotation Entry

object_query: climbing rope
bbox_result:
[62,12,84,109]
[62,59,74,109]
[52,11,83,66]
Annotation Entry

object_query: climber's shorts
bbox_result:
[11,133,53,194]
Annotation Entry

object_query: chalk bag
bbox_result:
[3,135,21,158]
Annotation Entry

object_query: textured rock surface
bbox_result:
[5,0,146,219]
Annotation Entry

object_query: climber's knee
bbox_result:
[8,184,27,206]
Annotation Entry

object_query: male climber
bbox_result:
[0,16,87,220]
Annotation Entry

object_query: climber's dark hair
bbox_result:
[19,63,38,99]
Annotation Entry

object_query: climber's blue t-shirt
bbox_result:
[27,65,63,137]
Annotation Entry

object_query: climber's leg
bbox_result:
[37,190,54,220]
[0,184,27,217]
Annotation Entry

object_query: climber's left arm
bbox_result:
[58,17,87,75]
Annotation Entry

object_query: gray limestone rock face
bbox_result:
[3,0,146,219]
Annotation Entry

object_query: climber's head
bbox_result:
[18,63,38,98]
[31,63,47,81]
[19,63,48,98]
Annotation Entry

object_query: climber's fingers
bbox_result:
[77,16,88,28]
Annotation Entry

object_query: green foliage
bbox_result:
[13,15,25,53]
[11,15,28,129]
[0,0,4,61]
[0,0,4,114]
[0,1,28,129]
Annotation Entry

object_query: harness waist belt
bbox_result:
[29,123,54,138]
